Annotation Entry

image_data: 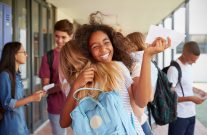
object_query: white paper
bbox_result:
[145,25,186,49]
[43,83,55,92]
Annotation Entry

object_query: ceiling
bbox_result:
[47,0,185,34]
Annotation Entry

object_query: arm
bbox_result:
[132,37,171,107]
[60,84,79,128]
[0,72,45,110]
[15,90,45,108]
[128,86,144,122]
[178,96,204,104]
[59,67,95,128]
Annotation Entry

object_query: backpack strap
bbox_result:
[73,87,104,101]
[170,61,184,97]
[47,50,54,83]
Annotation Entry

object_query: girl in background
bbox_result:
[127,32,158,135]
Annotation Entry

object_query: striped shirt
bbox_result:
[116,62,145,135]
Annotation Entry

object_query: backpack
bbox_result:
[71,88,137,135]
[162,60,184,96]
[47,50,54,83]
[147,61,178,126]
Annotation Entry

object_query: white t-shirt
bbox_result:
[167,59,196,118]
[116,62,144,135]
[130,51,158,125]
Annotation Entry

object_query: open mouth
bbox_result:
[100,53,110,60]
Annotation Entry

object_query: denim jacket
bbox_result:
[0,71,29,135]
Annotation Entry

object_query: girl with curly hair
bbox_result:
[60,23,170,135]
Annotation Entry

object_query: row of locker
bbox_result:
[0,2,12,59]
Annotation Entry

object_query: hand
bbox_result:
[72,67,95,89]
[145,37,171,57]
[190,96,204,104]
[31,90,46,102]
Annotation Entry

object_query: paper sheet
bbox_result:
[145,25,186,48]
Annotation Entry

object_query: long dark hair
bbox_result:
[0,42,22,98]
[74,24,133,70]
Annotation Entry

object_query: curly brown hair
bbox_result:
[74,23,133,70]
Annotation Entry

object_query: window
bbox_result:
[189,0,207,53]
[174,6,186,53]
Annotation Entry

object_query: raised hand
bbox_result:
[145,37,171,57]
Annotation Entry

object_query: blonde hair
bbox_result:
[126,32,146,52]
[59,40,123,99]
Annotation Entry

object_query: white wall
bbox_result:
[56,9,73,22]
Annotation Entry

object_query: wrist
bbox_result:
[143,52,152,61]
[28,95,34,102]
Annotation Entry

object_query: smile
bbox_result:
[100,53,110,60]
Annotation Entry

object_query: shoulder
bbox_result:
[168,66,178,74]
[115,61,129,71]
[0,71,10,79]
[0,71,10,84]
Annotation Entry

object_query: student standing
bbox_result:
[0,42,45,135]
[39,19,73,135]
[167,41,205,135]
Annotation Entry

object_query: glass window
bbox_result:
[163,17,172,66]
[189,0,207,53]
[16,0,27,79]
[174,6,186,53]
[164,17,172,30]
[32,1,41,124]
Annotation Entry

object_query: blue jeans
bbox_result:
[142,121,153,135]
[48,113,66,135]
[168,116,195,135]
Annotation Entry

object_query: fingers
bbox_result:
[74,67,95,88]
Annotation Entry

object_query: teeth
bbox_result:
[100,53,109,60]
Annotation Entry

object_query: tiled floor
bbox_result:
[33,119,207,135]
[33,120,73,135]
[33,83,207,135]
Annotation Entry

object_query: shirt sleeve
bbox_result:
[117,62,133,89]
[0,72,17,111]
[39,54,50,78]
[131,62,142,78]
[167,66,179,87]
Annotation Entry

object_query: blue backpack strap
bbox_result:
[170,61,184,97]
